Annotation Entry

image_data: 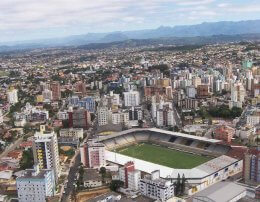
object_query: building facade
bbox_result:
[123,91,140,107]
[80,141,106,168]
[68,108,91,129]
[243,147,260,185]
[118,161,141,191]
[32,126,60,182]
[139,170,174,201]
[16,165,55,202]
[7,88,18,104]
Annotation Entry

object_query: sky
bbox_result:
[1,0,260,43]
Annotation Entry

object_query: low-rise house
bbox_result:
[83,169,103,188]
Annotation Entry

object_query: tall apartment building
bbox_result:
[32,126,60,182]
[50,82,61,101]
[42,89,53,103]
[140,170,174,201]
[246,111,260,126]
[16,165,55,202]
[97,106,110,126]
[68,108,91,129]
[119,161,141,191]
[243,147,260,185]
[196,85,210,98]
[123,91,140,107]
[0,109,3,124]
[58,128,84,146]
[229,82,246,109]
[213,125,235,143]
[75,81,86,96]
[156,106,175,127]
[129,106,143,121]
[7,87,18,104]
[80,141,106,168]
[111,111,129,126]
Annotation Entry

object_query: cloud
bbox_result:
[0,0,259,42]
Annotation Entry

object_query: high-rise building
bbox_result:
[243,147,260,185]
[32,126,60,182]
[140,170,174,201]
[50,82,61,101]
[75,81,86,96]
[229,82,246,109]
[7,87,18,104]
[129,106,143,121]
[123,91,140,107]
[42,89,53,103]
[68,108,91,129]
[0,109,3,124]
[16,165,55,202]
[196,85,210,98]
[213,125,235,143]
[119,162,141,191]
[80,141,106,168]
[97,107,109,126]
[156,103,175,127]
[192,76,201,88]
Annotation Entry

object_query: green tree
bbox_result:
[110,180,124,191]
[138,120,144,128]
[20,148,34,170]
[99,167,107,182]
[181,174,187,195]
[174,173,181,196]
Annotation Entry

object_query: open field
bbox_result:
[116,143,212,169]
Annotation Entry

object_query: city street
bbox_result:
[61,153,81,202]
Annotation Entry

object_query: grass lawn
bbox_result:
[116,143,212,169]
[0,71,8,77]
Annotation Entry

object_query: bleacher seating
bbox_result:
[134,133,150,141]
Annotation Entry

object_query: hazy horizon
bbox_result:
[1,0,260,43]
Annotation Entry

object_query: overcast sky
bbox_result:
[1,0,260,43]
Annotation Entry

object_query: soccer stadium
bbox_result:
[99,128,243,195]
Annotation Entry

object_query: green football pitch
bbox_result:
[116,143,212,169]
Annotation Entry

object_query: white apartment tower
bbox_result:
[32,125,60,182]
[140,170,174,201]
[123,91,140,107]
[7,88,18,104]
[16,165,55,202]
[97,106,109,126]
[229,82,246,109]
[119,162,141,191]
[0,109,3,124]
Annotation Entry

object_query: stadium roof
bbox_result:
[192,181,246,202]
[99,128,221,144]
[105,151,239,180]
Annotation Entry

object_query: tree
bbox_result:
[147,102,152,111]
[174,173,181,196]
[181,174,186,195]
[110,180,124,191]
[138,120,144,128]
[20,148,34,170]
[173,126,180,132]
[99,167,107,182]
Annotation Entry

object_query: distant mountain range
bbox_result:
[1,20,260,52]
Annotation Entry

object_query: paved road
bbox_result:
[60,127,92,202]
[172,103,182,128]
[0,137,23,159]
[61,153,81,202]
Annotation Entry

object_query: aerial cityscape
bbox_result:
[0,0,259,202]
